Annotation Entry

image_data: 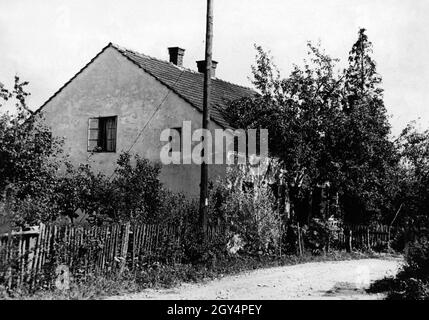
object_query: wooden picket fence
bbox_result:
[0,222,224,289]
[333,224,392,250]
[0,220,390,289]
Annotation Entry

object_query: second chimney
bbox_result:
[168,47,185,67]
[196,60,218,78]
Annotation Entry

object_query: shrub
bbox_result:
[51,152,169,225]
[303,219,329,254]
[209,165,282,256]
[369,217,429,299]
[405,239,429,279]
[110,153,164,223]
[1,77,64,228]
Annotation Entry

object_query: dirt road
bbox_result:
[107,257,402,300]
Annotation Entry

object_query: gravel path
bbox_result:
[106,257,403,300]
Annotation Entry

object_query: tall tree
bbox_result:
[227,43,344,223]
[335,28,398,224]
[226,29,399,225]
[344,28,383,105]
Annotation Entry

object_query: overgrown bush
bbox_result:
[209,165,282,256]
[302,218,337,255]
[405,240,429,279]
[1,77,64,228]
[369,217,429,299]
[52,153,166,225]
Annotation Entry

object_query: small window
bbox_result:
[88,116,117,153]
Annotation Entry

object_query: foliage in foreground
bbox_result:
[208,165,282,256]
[369,218,429,300]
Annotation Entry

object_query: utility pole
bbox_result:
[199,0,213,241]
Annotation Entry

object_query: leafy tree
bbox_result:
[335,28,398,224]
[110,152,163,222]
[227,42,345,223]
[344,28,383,106]
[394,122,429,222]
[52,162,111,223]
[226,29,399,225]
[53,152,169,225]
[0,77,63,226]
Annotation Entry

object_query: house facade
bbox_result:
[37,43,255,197]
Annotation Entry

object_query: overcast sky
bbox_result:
[1,0,428,136]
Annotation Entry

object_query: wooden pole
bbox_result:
[388,203,403,249]
[297,223,300,256]
[349,229,353,252]
[367,227,370,250]
[199,0,214,241]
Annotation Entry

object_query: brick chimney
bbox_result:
[196,60,218,77]
[168,47,185,67]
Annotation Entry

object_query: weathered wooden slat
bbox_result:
[139,224,145,264]
[143,224,148,252]
[150,224,155,252]
[30,224,43,287]
[99,226,107,272]
[109,224,115,271]
[104,225,111,272]
[17,233,23,287]
[113,225,118,270]
[131,225,137,271]
[119,223,130,275]
[101,226,107,272]
[37,224,47,281]
[155,225,160,252]
[142,224,147,252]
[6,232,14,288]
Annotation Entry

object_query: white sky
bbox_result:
[1,0,428,136]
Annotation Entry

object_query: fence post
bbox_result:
[345,228,353,253]
[388,226,392,250]
[119,223,130,276]
[367,227,370,250]
[297,223,303,257]
[6,230,13,288]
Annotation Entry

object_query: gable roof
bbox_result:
[110,43,256,128]
[35,43,257,129]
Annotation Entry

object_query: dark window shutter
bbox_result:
[88,118,100,152]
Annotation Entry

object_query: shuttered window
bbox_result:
[87,116,117,152]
